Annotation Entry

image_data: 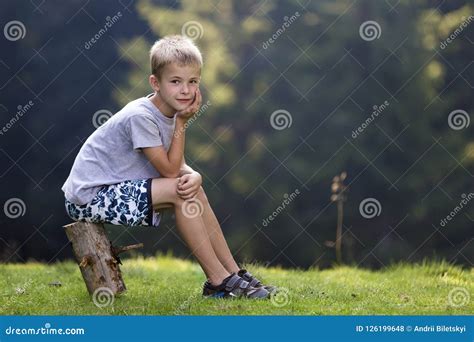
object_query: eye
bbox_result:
[190,80,198,84]
[171,80,180,84]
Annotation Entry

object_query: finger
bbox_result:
[178,175,190,184]
[179,194,193,200]
[179,185,199,194]
[179,181,195,191]
[177,104,195,117]
[197,88,202,105]
[179,192,196,200]
[194,92,202,112]
[179,177,189,185]
[185,90,199,112]
[177,187,196,196]
[178,181,192,191]
[189,89,201,113]
[193,88,201,106]
[177,185,191,193]
[192,89,200,106]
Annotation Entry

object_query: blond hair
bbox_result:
[150,35,203,79]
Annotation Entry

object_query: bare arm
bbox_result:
[143,118,187,178]
[143,89,202,178]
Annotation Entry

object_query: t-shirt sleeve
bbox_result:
[128,114,163,150]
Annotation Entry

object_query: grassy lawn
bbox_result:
[0,255,472,315]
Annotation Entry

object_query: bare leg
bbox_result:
[151,178,230,285]
[196,187,240,274]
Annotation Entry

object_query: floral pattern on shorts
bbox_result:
[65,179,160,227]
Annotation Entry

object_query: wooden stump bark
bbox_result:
[63,221,143,296]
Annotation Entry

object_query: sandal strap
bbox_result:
[239,270,262,287]
[224,274,250,292]
[248,278,261,287]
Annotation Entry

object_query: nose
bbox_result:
[180,83,189,94]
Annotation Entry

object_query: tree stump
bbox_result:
[63,221,143,296]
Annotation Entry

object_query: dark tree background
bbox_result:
[1,0,472,269]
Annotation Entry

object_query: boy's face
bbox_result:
[153,62,201,115]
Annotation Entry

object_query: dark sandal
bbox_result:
[238,269,278,293]
[202,273,270,299]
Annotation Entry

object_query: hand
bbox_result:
[176,88,202,121]
[176,172,202,200]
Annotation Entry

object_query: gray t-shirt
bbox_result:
[62,94,175,205]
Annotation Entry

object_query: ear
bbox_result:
[149,74,160,92]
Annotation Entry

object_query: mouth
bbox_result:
[176,98,192,104]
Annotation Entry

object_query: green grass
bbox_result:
[0,255,472,315]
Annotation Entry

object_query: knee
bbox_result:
[151,177,182,207]
[196,186,209,204]
[172,187,208,210]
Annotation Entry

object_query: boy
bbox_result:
[62,35,275,299]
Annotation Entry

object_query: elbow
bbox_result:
[162,172,180,178]
[160,169,181,178]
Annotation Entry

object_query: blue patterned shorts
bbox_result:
[65,179,160,228]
